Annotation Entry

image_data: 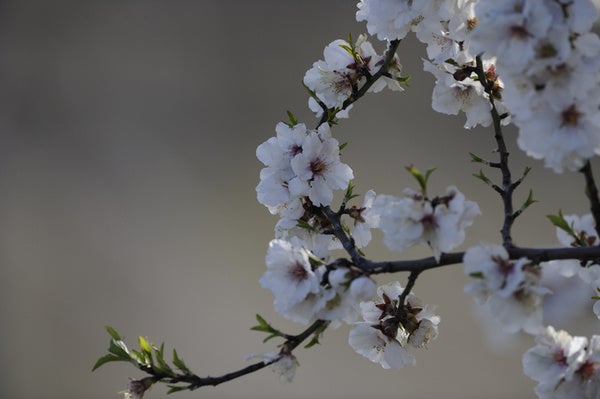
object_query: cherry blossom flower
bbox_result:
[348,282,440,369]
[304,34,404,116]
[244,352,299,383]
[369,186,479,261]
[523,326,588,396]
[464,244,550,334]
[288,124,353,207]
[259,239,321,318]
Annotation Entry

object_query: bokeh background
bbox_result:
[2,1,600,398]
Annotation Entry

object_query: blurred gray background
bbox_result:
[1,1,599,398]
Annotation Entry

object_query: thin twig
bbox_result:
[580,161,600,239]
[474,56,516,247]
[149,320,329,390]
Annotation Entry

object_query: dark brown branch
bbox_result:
[580,161,600,239]
[361,245,600,275]
[322,205,366,268]
[474,56,516,247]
[139,320,329,391]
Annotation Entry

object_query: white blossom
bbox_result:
[464,244,550,334]
[524,327,600,399]
[348,282,439,369]
[288,124,353,207]
[523,326,588,392]
[370,186,479,261]
[259,239,321,318]
[244,352,299,384]
[303,35,403,113]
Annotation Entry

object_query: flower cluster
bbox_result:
[348,282,440,369]
[523,326,600,399]
[368,186,480,261]
[463,244,551,334]
[358,0,510,129]
[256,122,353,214]
[543,214,600,320]
[304,34,404,118]
[259,238,376,325]
[470,0,600,172]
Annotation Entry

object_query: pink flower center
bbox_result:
[561,104,582,127]
[310,158,328,176]
[289,262,308,282]
[577,360,597,381]
[552,349,568,366]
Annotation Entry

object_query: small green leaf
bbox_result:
[469,152,486,164]
[250,314,272,333]
[406,165,436,197]
[153,345,174,375]
[522,189,538,209]
[473,169,492,186]
[469,272,484,279]
[343,181,359,202]
[339,142,348,151]
[286,110,298,126]
[105,326,122,341]
[262,333,279,343]
[92,354,125,371]
[139,336,152,356]
[108,339,130,359]
[296,220,318,233]
[396,74,410,85]
[304,322,328,349]
[172,349,191,374]
[167,386,189,395]
[444,58,459,67]
[546,210,575,236]
[131,349,151,366]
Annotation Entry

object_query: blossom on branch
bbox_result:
[348,282,440,369]
[303,34,404,118]
[368,186,479,261]
[523,326,600,399]
[244,352,299,383]
[464,244,550,334]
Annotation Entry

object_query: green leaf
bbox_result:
[522,189,538,209]
[250,314,272,333]
[339,142,348,151]
[130,349,151,366]
[444,58,460,67]
[167,385,189,395]
[172,349,191,374]
[546,210,575,236]
[105,325,122,341]
[405,165,436,197]
[92,354,126,371]
[286,110,298,126]
[469,152,486,164]
[473,169,492,186]
[469,272,484,279]
[343,181,359,202]
[396,74,410,85]
[304,322,328,349]
[108,338,130,359]
[139,336,152,356]
[153,344,174,375]
[296,220,318,233]
[262,333,279,343]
